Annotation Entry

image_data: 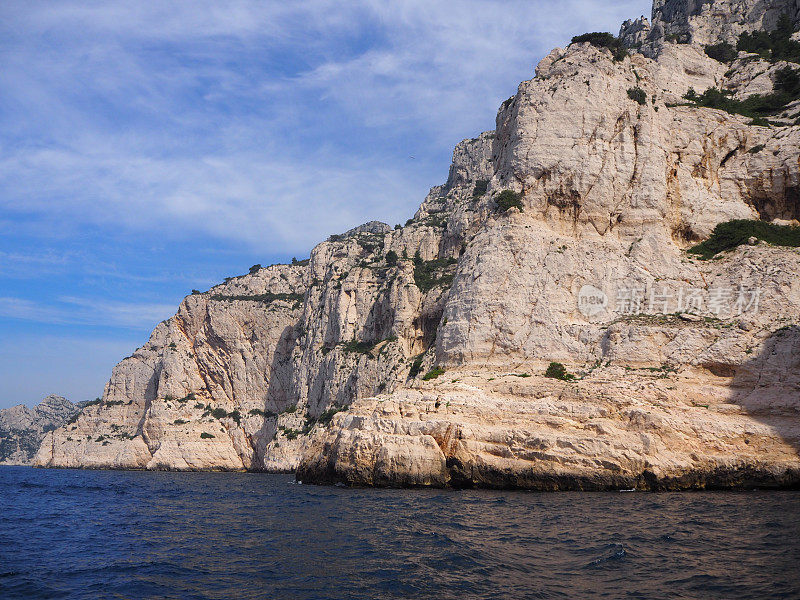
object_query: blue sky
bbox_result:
[0,0,651,409]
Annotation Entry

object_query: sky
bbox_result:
[0,0,652,409]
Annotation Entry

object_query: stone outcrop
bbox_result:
[36,0,800,489]
[1,395,79,465]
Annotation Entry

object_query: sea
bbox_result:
[0,466,798,599]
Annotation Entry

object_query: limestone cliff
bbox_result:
[621,0,800,56]
[37,0,800,489]
[1,395,78,465]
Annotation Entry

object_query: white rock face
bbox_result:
[36,0,800,488]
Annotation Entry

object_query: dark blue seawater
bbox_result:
[1,467,799,599]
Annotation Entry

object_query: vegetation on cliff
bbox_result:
[689,220,800,259]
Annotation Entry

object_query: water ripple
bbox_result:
[0,466,798,599]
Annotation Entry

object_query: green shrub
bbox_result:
[737,14,800,63]
[211,292,304,309]
[473,179,489,197]
[284,404,297,414]
[200,432,215,439]
[385,250,398,266]
[775,66,800,96]
[249,264,261,274]
[408,355,424,378]
[545,362,575,381]
[571,32,628,61]
[173,419,188,425]
[318,406,343,425]
[704,42,738,63]
[342,339,374,354]
[747,144,765,154]
[688,219,800,259]
[682,80,800,120]
[422,367,445,381]
[627,87,647,105]
[495,190,523,212]
[194,402,205,410]
[228,410,241,425]
[210,408,228,420]
[191,289,201,295]
[413,256,457,293]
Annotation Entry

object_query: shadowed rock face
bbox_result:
[36,0,800,488]
[0,396,78,465]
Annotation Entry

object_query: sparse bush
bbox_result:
[688,219,800,259]
[211,292,303,309]
[318,406,343,425]
[174,419,188,425]
[571,32,628,61]
[342,339,374,354]
[682,82,800,121]
[413,256,457,293]
[775,66,800,96]
[545,362,575,381]
[737,14,800,63]
[704,42,738,63]
[747,144,765,154]
[408,355,424,378]
[627,87,647,105]
[249,264,261,274]
[495,190,523,212]
[422,367,445,381]
[473,179,489,197]
[200,432,215,439]
[210,408,228,420]
[191,289,201,295]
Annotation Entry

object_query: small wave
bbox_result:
[588,543,627,567]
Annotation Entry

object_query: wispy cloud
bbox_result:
[0,296,175,329]
[0,0,653,408]
[0,0,651,253]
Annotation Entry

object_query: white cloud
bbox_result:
[0,296,175,329]
[0,0,652,255]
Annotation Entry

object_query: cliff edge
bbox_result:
[36,0,800,489]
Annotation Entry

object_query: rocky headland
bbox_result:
[1,395,80,465]
[35,0,800,489]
